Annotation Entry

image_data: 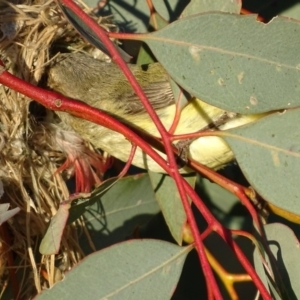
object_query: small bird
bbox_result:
[47,52,262,172]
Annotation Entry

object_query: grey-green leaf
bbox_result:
[39,202,70,255]
[100,0,187,33]
[78,174,161,252]
[223,109,300,214]
[149,172,195,245]
[144,12,300,114]
[253,223,300,299]
[36,240,193,300]
[0,204,20,225]
[182,0,241,17]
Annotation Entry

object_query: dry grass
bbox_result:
[0,0,114,297]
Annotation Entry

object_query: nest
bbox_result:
[0,0,115,297]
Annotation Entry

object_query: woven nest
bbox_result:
[0,0,116,297]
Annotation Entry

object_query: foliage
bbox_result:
[1,0,300,299]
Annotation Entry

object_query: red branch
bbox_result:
[0,1,272,297]
[57,0,222,297]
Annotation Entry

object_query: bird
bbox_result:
[46,52,262,173]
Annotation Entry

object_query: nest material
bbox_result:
[0,0,115,297]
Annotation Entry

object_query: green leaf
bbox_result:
[182,0,241,17]
[57,2,131,62]
[253,223,300,299]
[0,204,20,225]
[222,109,300,215]
[196,176,246,229]
[36,240,193,300]
[169,77,191,109]
[149,172,195,245]
[137,12,169,65]
[101,0,188,33]
[79,174,160,252]
[39,202,70,255]
[281,4,300,20]
[68,177,119,224]
[244,0,300,22]
[144,13,300,114]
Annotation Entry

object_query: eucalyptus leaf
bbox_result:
[253,223,300,299]
[56,2,131,62]
[68,177,118,224]
[223,109,300,215]
[79,174,160,252]
[169,78,191,109]
[149,172,195,245]
[39,202,70,255]
[144,13,300,114]
[242,0,300,22]
[182,0,241,17]
[137,12,169,65]
[0,205,20,225]
[36,240,193,300]
[100,0,189,33]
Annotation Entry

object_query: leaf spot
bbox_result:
[296,63,300,70]
[188,45,202,62]
[271,150,280,166]
[163,265,171,275]
[250,95,258,106]
[218,78,226,86]
[237,71,245,84]
[276,64,281,71]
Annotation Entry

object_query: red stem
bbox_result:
[189,184,271,299]
[118,145,137,178]
[0,67,169,174]
[57,1,223,297]
[0,63,223,296]
[0,62,271,299]
[59,0,177,174]
[0,2,272,297]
